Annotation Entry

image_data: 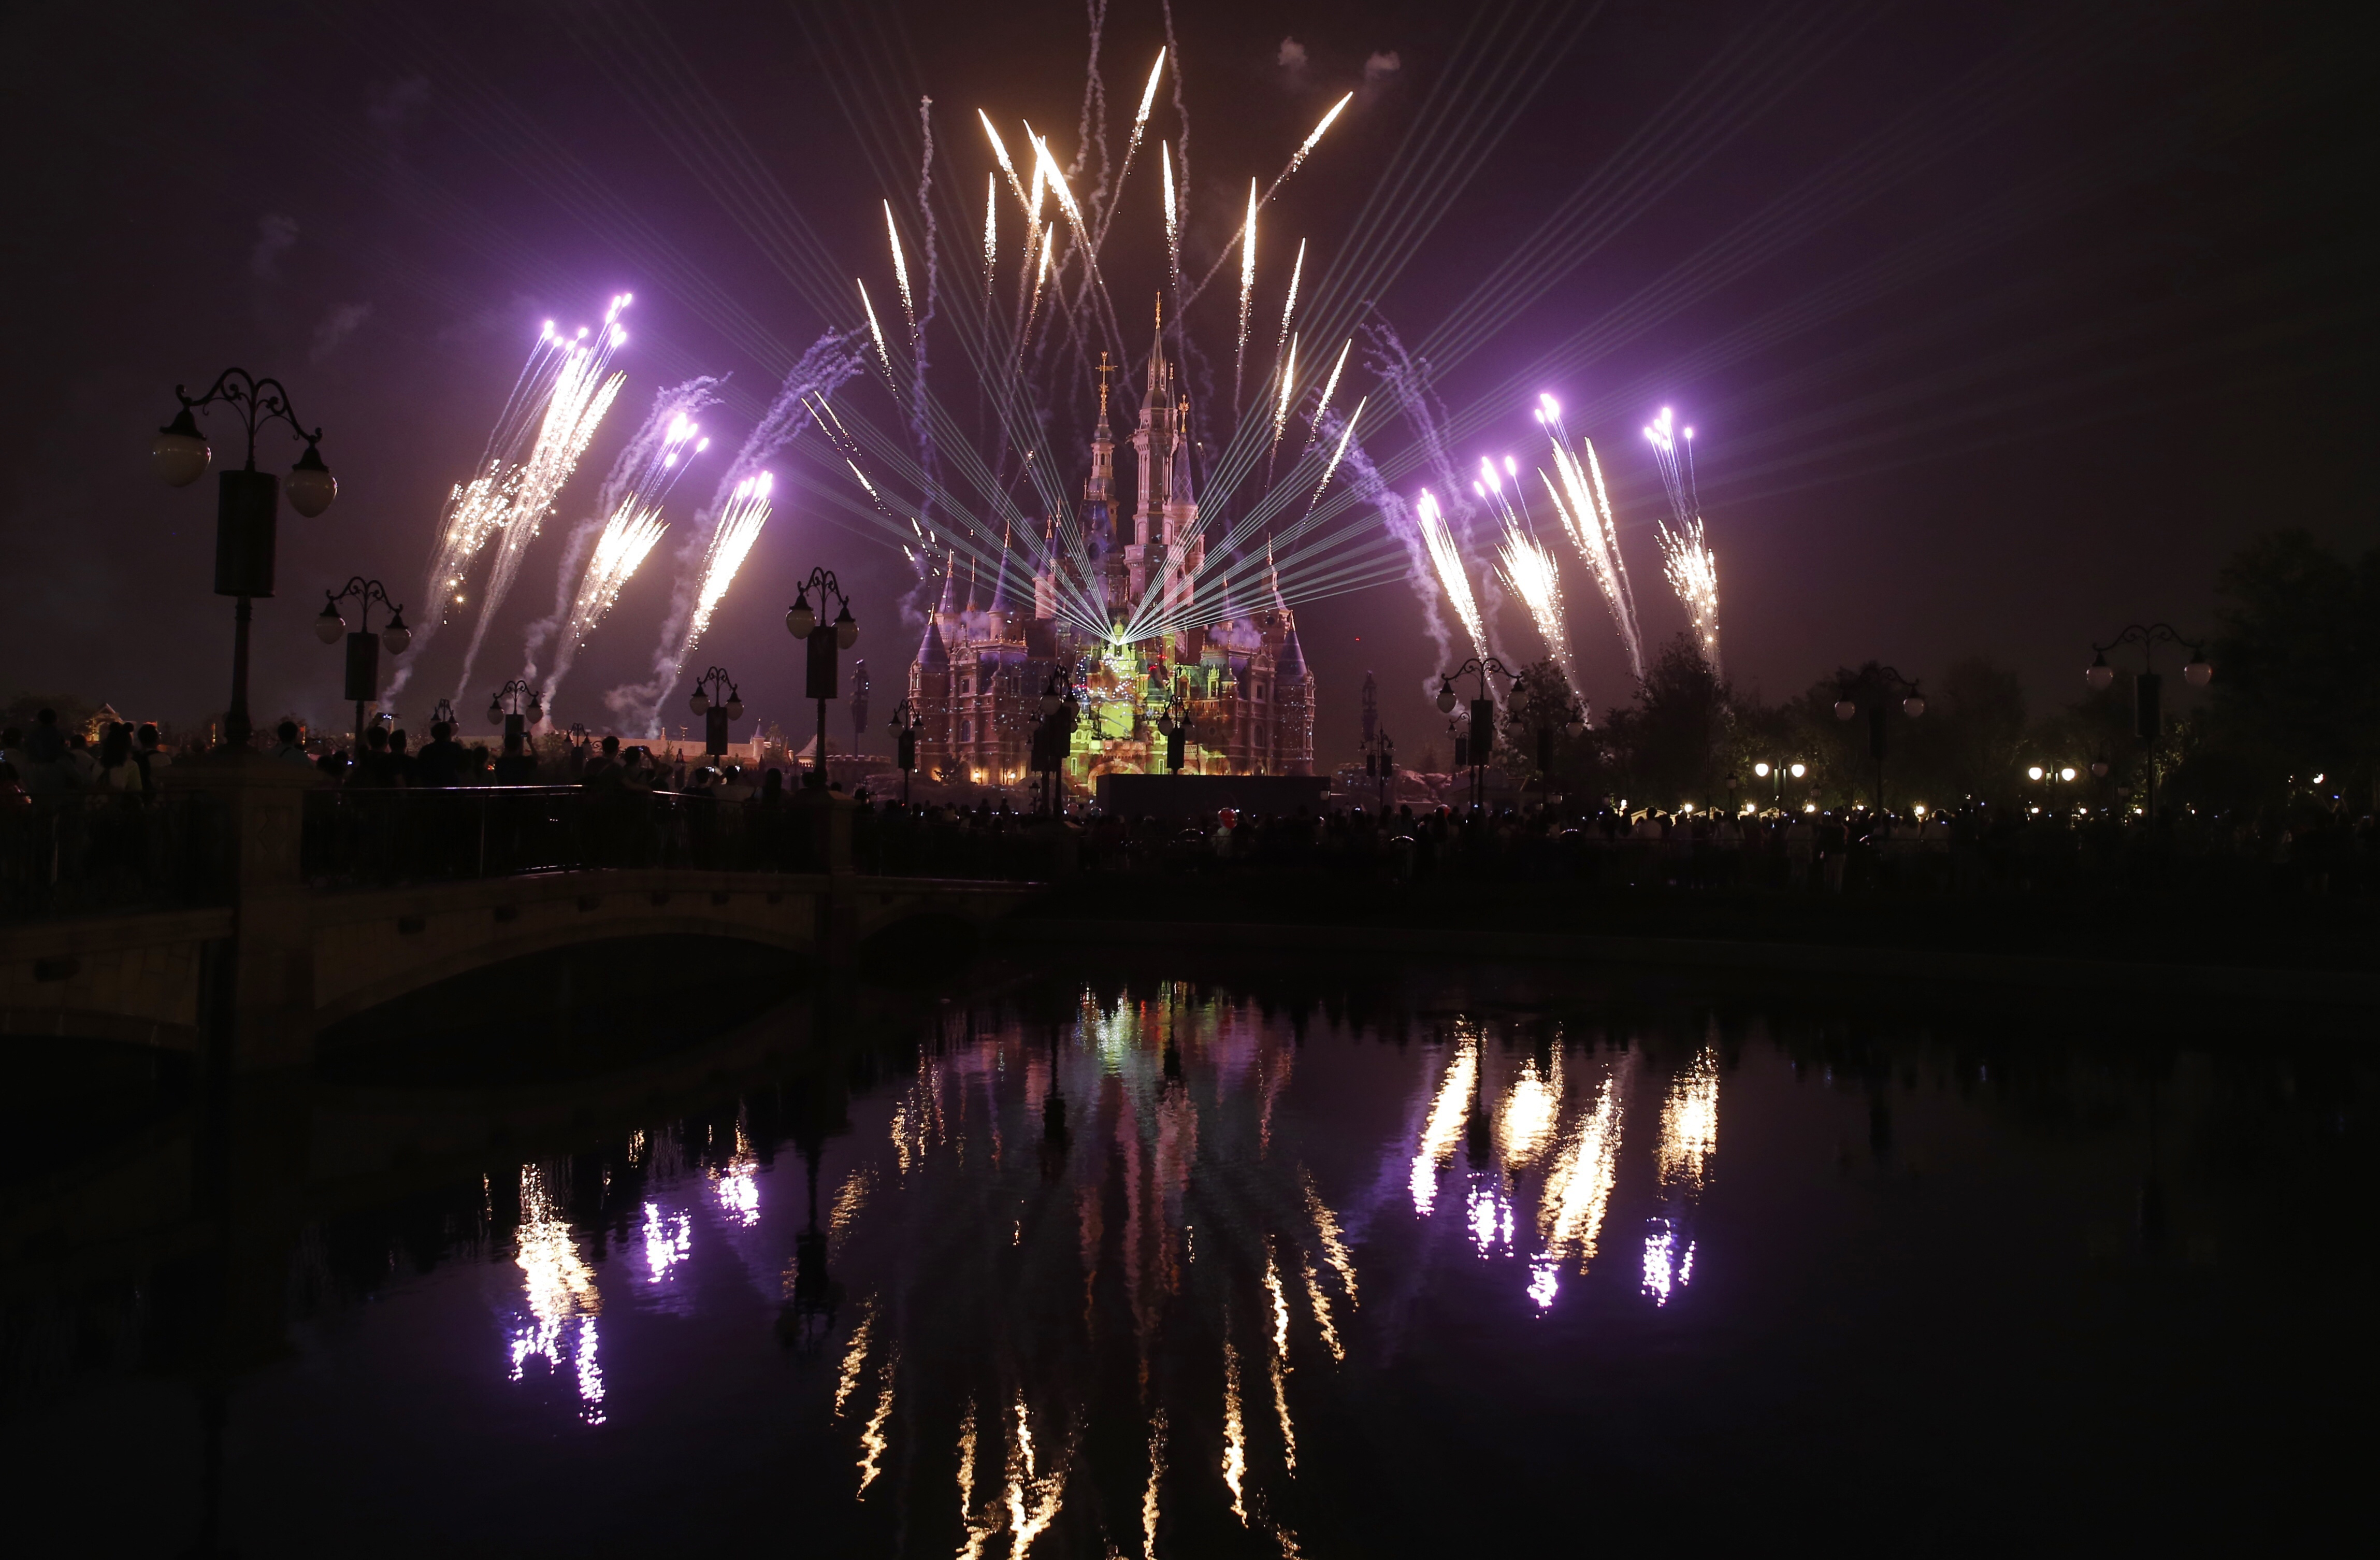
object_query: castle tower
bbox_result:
[909,554,957,777]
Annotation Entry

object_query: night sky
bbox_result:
[3,0,2370,755]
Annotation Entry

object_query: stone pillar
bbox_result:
[163,752,325,1072]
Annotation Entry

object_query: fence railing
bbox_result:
[0,793,228,921]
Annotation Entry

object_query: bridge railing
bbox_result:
[0,792,229,921]
[300,786,832,886]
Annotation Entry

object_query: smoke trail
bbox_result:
[1327,411,1459,697]
[1367,319,1508,647]
[605,331,866,733]
[524,376,721,717]
[910,96,943,547]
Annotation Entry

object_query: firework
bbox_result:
[1418,488,1487,662]
[1643,407,1721,674]
[1479,455,1577,689]
[686,472,773,651]
[1270,333,1299,452]
[1536,394,1645,682]
[388,301,632,703]
[1234,178,1258,412]
[450,301,630,699]
[885,199,916,336]
[526,384,716,713]
[1285,92,1353,182]
[858,278,896,383]
[981,173,998,297]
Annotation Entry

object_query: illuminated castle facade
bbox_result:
[907,309,1315,788]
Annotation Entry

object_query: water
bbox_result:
[2,960,2368,1553]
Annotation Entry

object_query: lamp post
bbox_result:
[1506,668,1586,807]
[153,367,339,749]
[313,578,411,749]
[2085,624,2211,820]
[889,698,919,806]
[486,679,543,742]
[686,666,744,758]
[1032,664,1080,816]
[1832,666,1926,814]
[1363,730,1395,810]
[1156,702,1192,775]
[1436,655,1515,813]
[1751,760,1808,811]
[785,568,859,789]
[429,698,456,731]
[2023,761,2082,813]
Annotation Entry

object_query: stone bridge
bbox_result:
[0,754,1037,1069]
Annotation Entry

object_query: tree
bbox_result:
[1601,632,1734,808]
[2182,529,2380,811]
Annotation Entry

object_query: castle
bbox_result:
[906,307,1315,790]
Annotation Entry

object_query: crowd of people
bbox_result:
[7,703,2372,911]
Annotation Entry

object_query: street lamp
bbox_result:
[686,666,744,757]
[154,367,338,748]
[889,698,919,805]
[1751,760,1807,810]
[1156,702,1192,775]
[786,567,858,789]
[1437,654,1516,813]
[1506,668,1586,806]
[487,679,543,741]
[2084,623,2210,820]
[1363,729,1396,810]
[314,577,410,749]
[1833,666,1925,814]
[1032,664,1079,815]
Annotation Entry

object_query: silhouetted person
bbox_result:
[493,733,540,786]
[415,721,466,788]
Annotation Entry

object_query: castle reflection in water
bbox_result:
[471,980,1730,1554]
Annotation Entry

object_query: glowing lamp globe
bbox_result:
[2027,766,2045,781]
[2085,655,2115,692]
[380,612,411,655]
[725,695,743,721]
[834,603,859,649]
[285,444,338,517]
[2091,760,2110,779]
[1790,763,1807,779]
[152,408,211,487]
[2059,767,2077,782]
[1436,680,1458,715]
[689,690,711,717]
[785,593,815,639]
[1902,695,1926,718]
[2183,657,2213,688]
[486,701,503,727]
[1753,762,1770,778]
[527,696,544,724]
[1833,699,1857,721]
[313,602,347,645]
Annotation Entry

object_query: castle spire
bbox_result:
[935,549,958,613]
[989,522,1015,612]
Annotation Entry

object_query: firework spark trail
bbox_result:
[1186,91,1353,306]
[884,200,916,335]
[857,279,896,386]
[1161,140,1181,297]
[1643,407,1722,674]
[1270,334,1299,453]
[1275,238,1306,371]
[1536,394,1645,681]
[1094,47,1167,251]
[982,171,999,299]
[451,303,631,702]
[608,332,864,733]
[1308,338,1351,450]
[1233,178,1258,418]
[384,314,599,704]
[1493,494,1577,691]
[1418,488,1488,663]
[686,473,772,649]
[910,96,944,550]
[525,379,718,714]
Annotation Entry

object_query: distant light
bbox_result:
[2027,766,2044,781]
[2312,772,2325,783]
